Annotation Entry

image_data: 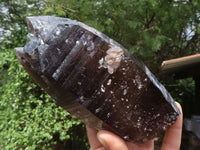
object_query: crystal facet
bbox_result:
[15,16,180,143]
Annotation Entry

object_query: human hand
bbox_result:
[87,102,182,150]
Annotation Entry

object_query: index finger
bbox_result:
[86,125,103,150]
[161,102,183,150]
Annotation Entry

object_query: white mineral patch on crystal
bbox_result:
[123,136,129,140]
[56,30,61,35]
[135,75,143,90]
[98,46,124,74]
[137,122,141,128]
[107,79,112,85]
[98,58,104,68]
[65,39,69,43]
[95,107,102,113]
[107,112,111,118]
[123,89,127,95]
[40,38,44,45]
[80,96,84,100]
[101,84,105,92]
[76,40,80,45]
[105,46,124,74]
[107,66,114,74]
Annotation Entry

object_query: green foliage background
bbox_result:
[0,0,199,149]
[0,1,88,150]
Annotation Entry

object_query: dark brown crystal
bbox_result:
[15,16,180,143]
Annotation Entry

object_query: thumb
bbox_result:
[97,130,129,150]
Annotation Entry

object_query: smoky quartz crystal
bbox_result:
[15,16,180,143]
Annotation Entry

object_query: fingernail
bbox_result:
[97,133,108,149]
[95,147,106,150]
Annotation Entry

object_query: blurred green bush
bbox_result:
[0,30,89,150]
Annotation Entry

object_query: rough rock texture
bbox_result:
[15,16,180,143]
